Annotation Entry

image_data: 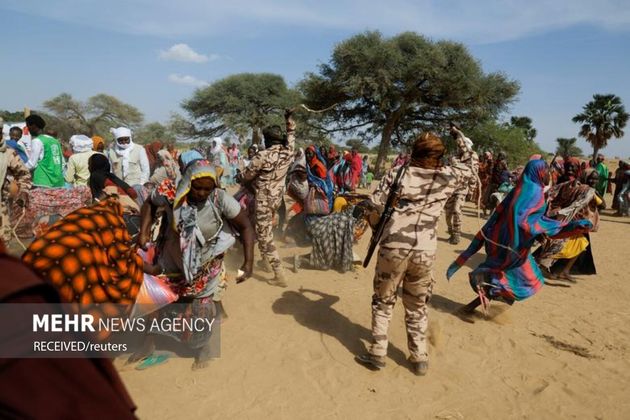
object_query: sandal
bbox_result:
[135,354,170,370]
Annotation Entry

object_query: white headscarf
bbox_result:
[210,137,223,155]
[110,127,134,177]
[69,134,94,153]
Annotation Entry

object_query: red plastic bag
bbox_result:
[131,273,178,318]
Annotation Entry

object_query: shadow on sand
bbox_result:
[272,288,409,367]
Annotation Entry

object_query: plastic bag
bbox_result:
[131,273,178,318]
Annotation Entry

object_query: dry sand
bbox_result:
[102,195,624,419]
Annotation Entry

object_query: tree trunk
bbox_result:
[252,126,261,145]
[374,119,395,178]
[592,146,599,166]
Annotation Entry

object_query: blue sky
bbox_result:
[2,0,630,157]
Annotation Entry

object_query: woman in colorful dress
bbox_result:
[133,159,254,369]
[446,159,592,316]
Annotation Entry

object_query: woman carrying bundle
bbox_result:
[133,159,254,369]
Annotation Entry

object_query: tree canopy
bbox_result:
[465,121,543,167]
[509,116,537,142]
[182,73,301,144]
[299,31,520,174]
[572,93,628,161]
[555,137,582,158]
[42,93,144,139]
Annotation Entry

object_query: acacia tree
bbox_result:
[555,137,582,158]
[572,94,629,161]
[43,93,144,137]
[509,116,537,142]
[182,73,301,144]
[300,31,519,175]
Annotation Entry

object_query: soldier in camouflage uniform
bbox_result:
[444,125,479,244]
[356,132,471,376]
[0,132,32,243]
[239,110,295,287]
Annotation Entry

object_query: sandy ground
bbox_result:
[110,193,630,420]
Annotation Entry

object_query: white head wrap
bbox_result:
[110,127,135,176]
[69,134,94,153]
[210,137,223,154]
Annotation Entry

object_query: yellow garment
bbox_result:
[333,197,348,213]
[552,236,588,260]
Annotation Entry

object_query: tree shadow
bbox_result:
[272,288,408,367]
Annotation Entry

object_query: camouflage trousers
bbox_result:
[369,247,436,363]
[0,201,11,243]
[255,198,283,272]
[444,193,465,234]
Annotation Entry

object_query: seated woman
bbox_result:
[292,146,359,273]
[132,159,254,370]
[446,160,592,316]
[536,168,601,281]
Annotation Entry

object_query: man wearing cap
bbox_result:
[24,115,64,188]
[105,127,150,188]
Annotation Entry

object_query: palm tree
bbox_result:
[572,94,629,162]
[555,137,582,158]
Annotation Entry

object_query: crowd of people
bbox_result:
[1,109,629,395]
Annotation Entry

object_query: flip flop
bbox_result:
[135,354,170,370]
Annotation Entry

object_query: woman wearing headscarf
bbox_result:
[105,127,150,188]
[133,159,254,369]
[207,137,229,185]
[149,149,180,186]
[446,160,593,315]
[92,135,105,153]
[65,134,96,187]
[293,145,360,272]
[536,168,600,280]
[144,141,163,175]
[558,157,581,183]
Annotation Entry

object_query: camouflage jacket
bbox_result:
[1,148,32,201]
[370,163,471,251]
[240,117,295,205]
[455,150,479,194]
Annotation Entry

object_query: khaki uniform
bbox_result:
[240,118,295,274]
[1,148,32,242]
[368,163,470,362]
[445,147,479,236]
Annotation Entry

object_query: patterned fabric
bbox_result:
[370,163,471,251]
[22,198,144,304]
[369,247,436,363]
[305,209,355,272]
[447,160,593,302]
[14,186,91,238]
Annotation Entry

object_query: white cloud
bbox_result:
[159,43,213,63]
[168,74,208,87]
[3,0,630,44]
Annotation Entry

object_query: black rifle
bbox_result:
[363,164,408,267]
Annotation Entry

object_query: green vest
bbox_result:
[33,134,65,187]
